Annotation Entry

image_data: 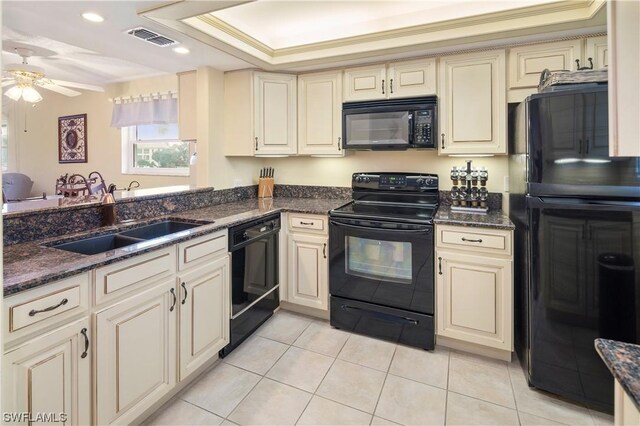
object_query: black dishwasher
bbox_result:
[219,213,280,357]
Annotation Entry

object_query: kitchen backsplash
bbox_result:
[274,184,351,199]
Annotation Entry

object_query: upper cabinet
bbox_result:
[508,40,582,89]
[343,58,436,102]
[298,71,344,156]
[224,70,297,157]
[608,0,639,157]
[178,71,197,141]
[439,50,507,155]
[586,36,608,70]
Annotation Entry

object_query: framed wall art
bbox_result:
[58,113,87,163]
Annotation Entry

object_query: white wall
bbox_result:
[6,75,190,196]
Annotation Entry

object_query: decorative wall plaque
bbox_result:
[58,114,87,163]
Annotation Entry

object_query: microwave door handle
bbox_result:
[408,113,414,145]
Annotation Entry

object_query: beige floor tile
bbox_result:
[517,412,566,425]
[181,363,261,418]
[265,346,334,392]
[257,310,312,344]
[316,359,386,413]
[448,356,516,409]
[220,421,238,426]
[450,350,509,370]
[590,409,614,426]
[389,345,449,389]
[375,374,447,425]
[223,335,288,375]
[338,334,397,372]
[509,367,594,425]
[445,392,519,425]
[146,399,224,425]
[293,321,350,357]
[228,378,312,425]
[297,396,373,426]
[370,416,400,425]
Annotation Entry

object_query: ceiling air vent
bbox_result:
[126,27,177,47]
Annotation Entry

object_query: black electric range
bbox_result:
[329,172,438,350]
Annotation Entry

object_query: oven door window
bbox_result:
[346,236,412,284]
[345,112,409,147]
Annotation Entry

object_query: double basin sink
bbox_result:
[50,220,207,255]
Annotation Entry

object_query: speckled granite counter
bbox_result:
[433,205,514,230]
[595,339,640,410]
[3,197,349,296]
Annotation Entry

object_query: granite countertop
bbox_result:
[433,205,514,230]
[595,339,640,410]
[3,197,349,296]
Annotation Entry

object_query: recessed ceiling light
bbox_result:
[82,12,104,23]
[173,46,190,54]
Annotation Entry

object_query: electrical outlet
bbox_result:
[233,179,243,187]
[504,176,510,192]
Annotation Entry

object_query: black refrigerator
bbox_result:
[509,85,640,413]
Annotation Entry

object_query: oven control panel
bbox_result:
[352,173,438,191]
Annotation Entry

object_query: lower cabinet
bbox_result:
[95,278,177,425]
[435,224,514,358]
[2,317,91,425]
[287,232,328,310]
[615,380,640,425]
[178,255,230,380]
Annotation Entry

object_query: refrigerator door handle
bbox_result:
[527,196,640,211]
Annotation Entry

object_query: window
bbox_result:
[121,123,190,176]
[1,124,8,171]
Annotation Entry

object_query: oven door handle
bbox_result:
[330,219,431,234]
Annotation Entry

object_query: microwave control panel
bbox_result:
[414,110,433,145]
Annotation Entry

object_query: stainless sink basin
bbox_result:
[119,220,202,240]
[50,220,207,255]
[51,234,143,255]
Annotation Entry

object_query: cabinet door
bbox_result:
[586,36,608,69]
[95,279,176,425]
[608,0,640,157]
[254,72,297,156]
[343,64,386,102]
[2,318,90,426]
[287,233,328,311]
[508,40,581,88]
[179,255,229,380]
[439,50,507,154]
[298,71,344,156]
[387,58,436,98]
[436,250,512,351]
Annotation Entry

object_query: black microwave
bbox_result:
[342,96,437,150]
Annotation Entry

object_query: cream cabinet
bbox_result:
[178,70,197,141]
[286,214,329,312]
[224,70,297,156]
[439,50,507,155]
[178,255,229,380]
[586,36,608,70]
[343,58,436,102]
[435,225,513,358]
[298,70,344,156]
[95,278,177,425]
[615,380,640,425]
[508,40,582,89]
[608,0,640,157]
[2,317,91,426]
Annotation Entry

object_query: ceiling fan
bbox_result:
[2,48,103,103]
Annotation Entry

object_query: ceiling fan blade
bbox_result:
[2,79,16,87]
[38,82,82,97]
[49,79,104,92]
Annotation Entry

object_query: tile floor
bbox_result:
[145,310,614,426]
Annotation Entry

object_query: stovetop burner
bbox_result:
[330,172,439,224]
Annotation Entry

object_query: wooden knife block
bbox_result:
[258,177,274,198]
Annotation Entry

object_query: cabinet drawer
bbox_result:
[289,215,326,233]
[436,225,512,256]
[178,230,228,271]
[4,273,89,345]
[94,247,176,306]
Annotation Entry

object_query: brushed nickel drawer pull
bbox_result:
[438,257,442,275]
[323,243,327,259]
[80,328,89,359]
[461,237,483,243]
[181,282,188,305]
[29,298,68,317]
[170,288,176,312]
[300,221,314,225]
